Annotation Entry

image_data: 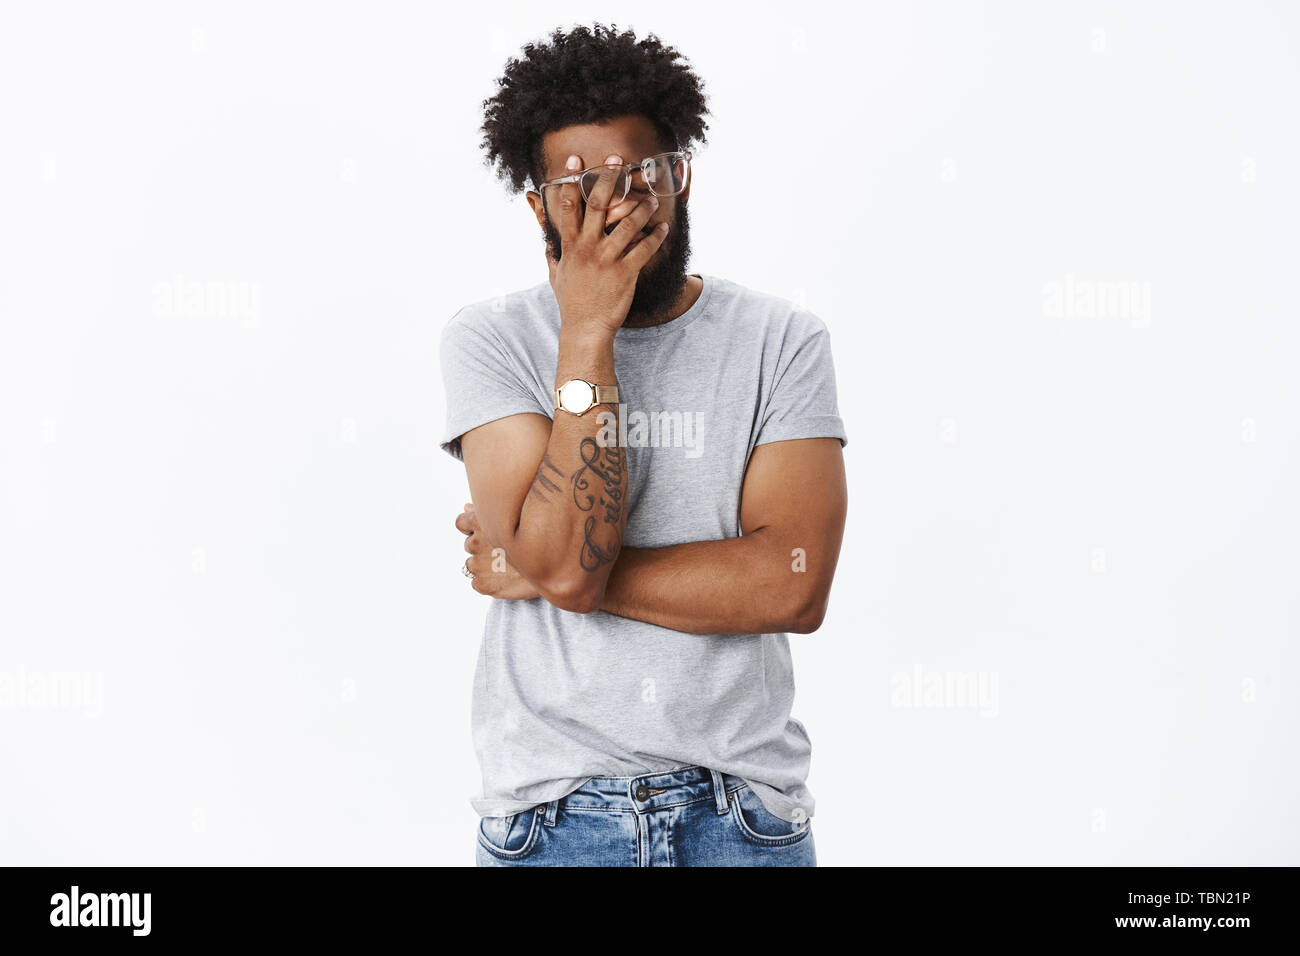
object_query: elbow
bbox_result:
[787,589,830,634]
[539,575,606,615]
[552,590,604,615]
[509,550,606,614]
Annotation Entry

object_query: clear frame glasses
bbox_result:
[538,150,692,210]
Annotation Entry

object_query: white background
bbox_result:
[2,0,1297,865]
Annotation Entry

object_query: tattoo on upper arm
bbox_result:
[571,438,625,571]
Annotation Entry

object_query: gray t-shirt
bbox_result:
[438,273,847,823]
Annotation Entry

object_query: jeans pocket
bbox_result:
[728,786,812,847]
[477,808,542,861]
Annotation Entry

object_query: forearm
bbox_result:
[498,326,627,611]
[600,529,827,635]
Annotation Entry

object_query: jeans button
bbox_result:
[634,786,650,801]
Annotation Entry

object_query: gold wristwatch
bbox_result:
[554,379,619,416]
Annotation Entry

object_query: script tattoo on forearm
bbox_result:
[571,437,625,571]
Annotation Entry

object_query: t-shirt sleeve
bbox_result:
[438,311,551,461]
[754,312,849,448]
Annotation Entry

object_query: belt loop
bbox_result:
[543,798,560,827]
[709,769,729,814]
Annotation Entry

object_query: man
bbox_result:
[440,22,848,866]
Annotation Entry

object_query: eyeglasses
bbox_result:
[537,150,692,210]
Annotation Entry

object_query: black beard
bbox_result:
[542,200,692,326]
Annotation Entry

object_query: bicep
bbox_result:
[460,412,553,545]
[740,437,847,552]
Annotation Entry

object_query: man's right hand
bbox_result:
[544,152,670,335]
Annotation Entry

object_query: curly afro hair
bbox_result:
[480,22,710,195]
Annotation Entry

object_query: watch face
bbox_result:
[559,379,594,412]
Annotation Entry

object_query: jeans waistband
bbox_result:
[555,765,748,816]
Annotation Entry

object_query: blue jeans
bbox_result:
[474,765,816,867]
